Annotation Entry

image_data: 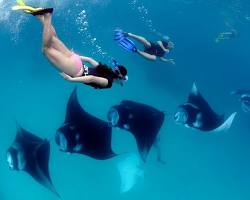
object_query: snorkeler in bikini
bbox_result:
[12,1,128,89]
[114,29,175,65]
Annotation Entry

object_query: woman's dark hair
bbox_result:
[162,41,169,49]
[96,63,127,79]
[116,65,127,77]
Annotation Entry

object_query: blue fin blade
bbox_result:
[118,38,137,53]
[114,29,126,41]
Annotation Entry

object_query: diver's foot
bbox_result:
[132,47,138,53]
[36,15,44,23]
[31,8,53,16]
[123,32,129,37]
[168,59,176,65]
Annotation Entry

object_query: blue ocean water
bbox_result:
[1,0,250,199]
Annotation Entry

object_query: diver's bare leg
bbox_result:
[37,15,57,36]
[51,37,72,57]
[41,14,78,76]
[39,14,72,56]
[43,48,74,72]
[137,50,157,61]
[42,13,53,49]
[127,33,151,47]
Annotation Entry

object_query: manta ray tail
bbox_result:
[213,112,237,132]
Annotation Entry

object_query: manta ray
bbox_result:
[6,125,60,197]
[107,100,165,162]
[55,87,116,160]
[174,83,237,132]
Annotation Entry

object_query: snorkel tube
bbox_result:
[111,58,128,86]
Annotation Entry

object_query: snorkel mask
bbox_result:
[162,35,170,42]
[162,35,174,49]
[112,58,128,86]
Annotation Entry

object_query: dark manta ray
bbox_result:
[6,125,59,197]
[107,100,165,162]
[55,87,116,160]
[174,83,237,132]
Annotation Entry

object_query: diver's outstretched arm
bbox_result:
[221,32,233,36]
[157,41,170,52]
[80,56,99,67]
[218,32,232,40]
[127,33,151,47]
[60,73,108,87]
[160,57,175,65]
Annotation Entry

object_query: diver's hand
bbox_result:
[165,49,170,53]
[160,57,175,65]
[60,72,73,81]
[168,59,176,65]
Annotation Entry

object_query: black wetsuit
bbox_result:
[84,65,114,89]
[144,42,166,57]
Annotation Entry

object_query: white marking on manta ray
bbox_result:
[6,152,14,169]
[118,153,144,193]
[17,150,26,170]
[73,144,83,152]
[183,103,199,110]
[213,112,237,132]
[75,134,80,141]
[191,82,199,95]
[123,124,130,130]
[193,112,203,128]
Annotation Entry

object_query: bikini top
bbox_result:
[83,66,113,89]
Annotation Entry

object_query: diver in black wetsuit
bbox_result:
[126,32,175,65]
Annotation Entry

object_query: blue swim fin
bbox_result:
[114,29,127,41]
[118,38,137,53]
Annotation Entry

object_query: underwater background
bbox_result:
[1,0,250,199]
